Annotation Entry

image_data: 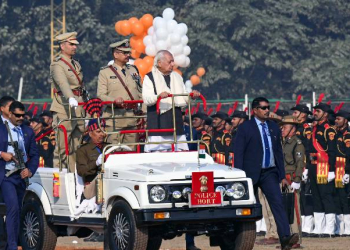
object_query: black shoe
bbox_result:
[319,234,335,238]
[186,246,201,250]
[281,233,299,250]
[309,233,320,238]
[84,231,100,242]
[256,231,266,237]
[91,233,104,242]
[301,232,310,237]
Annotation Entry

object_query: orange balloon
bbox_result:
[136,61,148,75]
[132,21,145,36]
[128,17,138,25]
[115,21,123,35]
[131,49,141,59]
[120,20,132,36]
[140,14,154,29]
[135,39,146,54]
[197,67,206,77]
[174,68,183,76]
[143,56,154,67]
[134,58,143,68]
[130,36,138,48]
[190,75,201,86]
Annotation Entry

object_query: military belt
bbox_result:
[54,88,83,97]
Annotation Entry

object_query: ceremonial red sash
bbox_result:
[312,126,329,184]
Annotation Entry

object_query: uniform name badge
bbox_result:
[189,172,223,208]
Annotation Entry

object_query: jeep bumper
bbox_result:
[135,203,262,225]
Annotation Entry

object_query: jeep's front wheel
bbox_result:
[108,200,148,250]
[19,200,57,250]
[219,222,256,250]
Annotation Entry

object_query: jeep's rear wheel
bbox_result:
[20,200,57,250]
[146,236,162,250]
[219,222,256,250]
[108,200,148,250]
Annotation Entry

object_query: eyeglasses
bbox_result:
[12,113,25,118]
[116,50,131,55]
[257,106,270,110]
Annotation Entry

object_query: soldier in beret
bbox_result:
[333,110,350,236]
[97,39,143,147]
[302,103,337,237]
[50,31,85,172]
[30,116,54,168]
[291,104,314,236]
[280,115,305,247]
[230,110,249,141]
[210,111,233,166]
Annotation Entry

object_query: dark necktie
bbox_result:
[260,123,270,168]
[71,60,76,70]
[121,69,126,76]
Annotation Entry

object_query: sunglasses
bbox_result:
[257,106,270,110]
[12,113,25,118]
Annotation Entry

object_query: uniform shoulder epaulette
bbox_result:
[303,123,309,128]
[128,64,140,74]
[296,139,302,145]
[100,65,109,70]
[53,56,61,62]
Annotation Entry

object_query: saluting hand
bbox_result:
[1,152,18,163]
[20,168,32,179]
[191,90,201,99]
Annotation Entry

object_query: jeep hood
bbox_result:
[104,152,246,182]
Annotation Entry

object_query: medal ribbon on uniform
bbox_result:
[335,157,346,188]
[212,153,225,165]
[312,126,329,184]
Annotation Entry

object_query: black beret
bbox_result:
[291,104,312,115]
[211,111,228,120]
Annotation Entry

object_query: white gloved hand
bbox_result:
[302,169,308,182]
[328,171,335,182]
[96,154,103,166]
[290,182,300,192]
[69,97,78,109]
[342,174,350,185]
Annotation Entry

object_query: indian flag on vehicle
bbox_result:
[199,144,206,158]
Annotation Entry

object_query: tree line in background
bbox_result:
[1,0,350,101]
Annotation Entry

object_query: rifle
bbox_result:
[5,121,29,187]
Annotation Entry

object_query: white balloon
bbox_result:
[181,35,189,45]
[183,46,191,56]
[153,17,162,29]
[167,19,178,33]
[170,33,181,45]
[143,35,153,46]
[156,28,168,40]
[178,23,188,35]
[174,24,186,36]
[146,44,157,57]
[162,8,175,20]
[185,57,190,67]
[174,54,186,67]
[156,40,167,51]
[147,27,154,35]
[152,34,157,44]
[166,37,172,49]
[171,44,183,56]
[155,18,167,30]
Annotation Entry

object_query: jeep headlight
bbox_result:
[231,183,245,199]
[150,185,166,202]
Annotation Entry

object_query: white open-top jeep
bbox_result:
[3,95,262,250]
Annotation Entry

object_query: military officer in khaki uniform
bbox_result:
[280,115,305,248]
[50,32,85,172]
[97,39,143,146]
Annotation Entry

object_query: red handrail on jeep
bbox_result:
[156,93,207,114]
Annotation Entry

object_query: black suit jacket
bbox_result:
[0,123,39,185]
[233,118,285,184]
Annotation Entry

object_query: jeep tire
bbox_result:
[108,200,148,250]
[19,200,57,250]
[219,222,256,250]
